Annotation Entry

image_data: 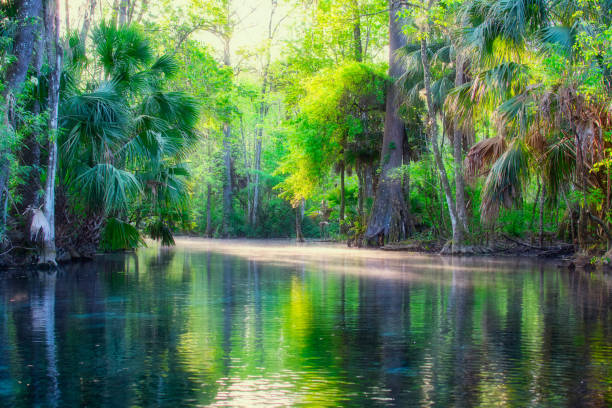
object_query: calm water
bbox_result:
[1,239,612,407]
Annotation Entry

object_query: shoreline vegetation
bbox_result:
[1,0,611,270]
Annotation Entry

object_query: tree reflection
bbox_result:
[1,248,612,407]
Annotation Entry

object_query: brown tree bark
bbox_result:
[295,206,304,242]
[364,0,408,243]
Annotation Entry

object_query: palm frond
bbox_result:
[74,164,141,212]
[148,219,175,246]
[100,217,144,251]
[465,135,508,177]
[542,135,575,202]
[481,139,531,219]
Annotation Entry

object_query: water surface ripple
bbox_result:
[1,238,611,407]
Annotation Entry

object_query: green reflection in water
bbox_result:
[0,242,612,407]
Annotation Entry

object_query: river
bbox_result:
[0,238,611,407]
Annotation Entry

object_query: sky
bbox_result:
[62,0,299,66]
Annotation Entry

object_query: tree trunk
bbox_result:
[80,0,97,46]
[420,37,460,252]
[530,178,541,233]
[339,159,345,233]
[221,37,233,237]
[111,0,119,27]
[222,123,232,237]
[575,121,593,251]
[205,183,212,237]
[128,0,138,23]
[118,0,129,26]
[351,0,362,62]
[17,34,45,215]
[239,116,251,222]
[251,1,278,227]
[539,185,545,247]
[136,0,148,23]
[0,0,43,236]
[364,0,408,243]
[295,206,304,242]
[357,163,365,222]
[64,0,70,32]
[453,53,468,236]
[401,159,415,235]
[252,108,263,225]
[41,0,62,265]
[2,0,42,97]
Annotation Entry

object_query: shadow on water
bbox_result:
[1,240,612,407]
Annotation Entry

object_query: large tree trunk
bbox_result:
[365,0,408,244]
[17,34,45,215]
[2,0,42,97]
[0,0,44,236]
[40,0,62,265]
[420,36,460,252]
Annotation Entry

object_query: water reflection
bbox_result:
[0,241,611,407]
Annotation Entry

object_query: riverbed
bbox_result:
[1,238,611,407]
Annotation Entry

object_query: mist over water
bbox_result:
[1,239,612,407]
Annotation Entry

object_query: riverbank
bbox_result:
[379,238,575,258]
[1,234,601,272]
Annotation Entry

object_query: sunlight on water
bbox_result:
[1,239,612,407]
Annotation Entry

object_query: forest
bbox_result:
[0,0,611,265]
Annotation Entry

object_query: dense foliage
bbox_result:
[0,0,611,264]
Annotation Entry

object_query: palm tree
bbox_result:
[450,0,612,249]
[58,22,198,257]
[397,33,472,252]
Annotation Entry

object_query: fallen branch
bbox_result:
[502,234,574,256]
[502,234,543,250]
